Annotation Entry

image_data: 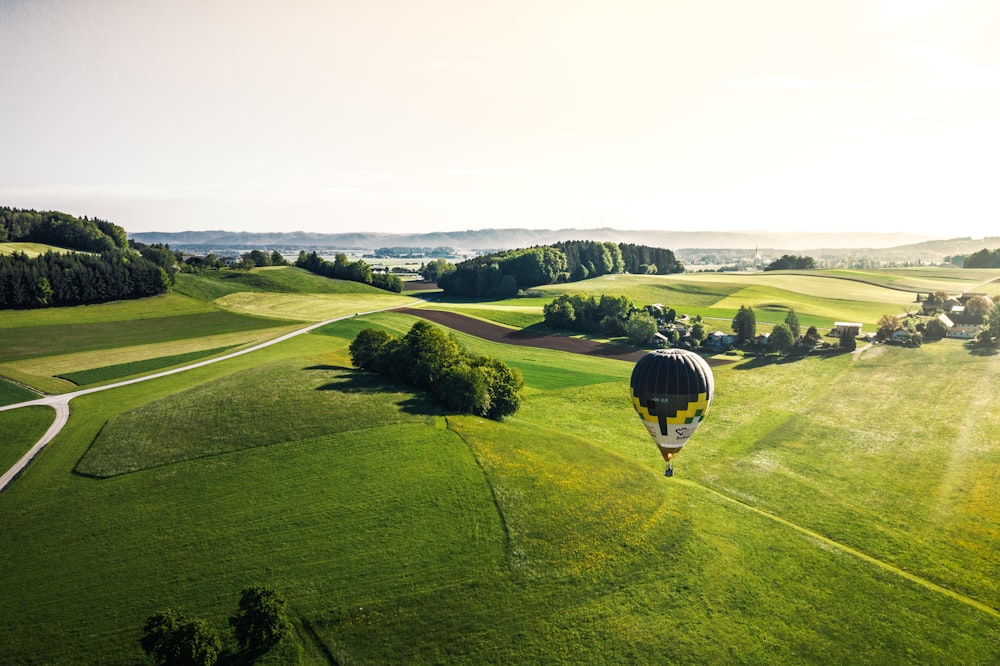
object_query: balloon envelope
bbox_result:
[630,349,714,461]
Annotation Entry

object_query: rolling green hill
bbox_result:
[1,269,998,663]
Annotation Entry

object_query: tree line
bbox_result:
[962,247,1000,269]
[1,206,128,252]
[295,251,403,292]
[0,250,169,308]
[437,240,683,298]
[350,321,523,419]
[0,208,171,309]
[764,254,817,271]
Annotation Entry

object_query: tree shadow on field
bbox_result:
[314,369,445,417]
[732,353,808,370]
[966,341,999,356]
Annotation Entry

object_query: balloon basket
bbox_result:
[664,466,674,478]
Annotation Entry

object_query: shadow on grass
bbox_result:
[732,348,847,370]
[314,369,445,417]
[966,340,999,356]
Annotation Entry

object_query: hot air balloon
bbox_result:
[630,349,714,476]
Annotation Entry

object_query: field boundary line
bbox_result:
[676,478,1000,620]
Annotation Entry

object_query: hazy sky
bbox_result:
[2,0,999,237]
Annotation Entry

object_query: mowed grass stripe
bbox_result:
[56,345,240,386]
[0,377,40,406]
[211,291,415,321]
[0,311,289,363]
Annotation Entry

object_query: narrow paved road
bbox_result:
[0,304,412,491]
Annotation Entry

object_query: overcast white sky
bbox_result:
[2,0,999,237]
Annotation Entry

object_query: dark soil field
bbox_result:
[397,307,650,362]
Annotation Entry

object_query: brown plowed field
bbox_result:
[394,307,650,362]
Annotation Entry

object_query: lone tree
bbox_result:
[877,314,901,341]
[769,323,794,355]
[732,305,756,344]
[229,585,292,655]
[140,609,222,666]
[784,309,800,339]
[981,301,1000,344]
[839,327,857,351]
[625,312,658,347]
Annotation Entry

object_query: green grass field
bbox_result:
[2,269,999,663]
[56,345,239,386]
[0,241,78,257]
[0,406,52,471]
[0,377,40,406]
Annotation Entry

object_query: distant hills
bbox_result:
[128,227,1000,263]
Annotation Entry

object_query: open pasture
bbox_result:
[809,267,1000,293]
[0,326,301,395]
[0,310,286,365]
[2,275,1000,663]
[525,270,926,328]
[211,291,416,321]
[0,292,217,329]
[173,266,393,301]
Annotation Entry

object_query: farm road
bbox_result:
[0,304,411,491]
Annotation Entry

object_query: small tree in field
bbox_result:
[769,323,794,355]
[981,302,1000,344]
[840,328,857,351]
[784,309,800,339]
[229,585,292,655]
[877,314,901,341]
[140,609,222,666]
[625,313,658,346]
[732,305,756,344]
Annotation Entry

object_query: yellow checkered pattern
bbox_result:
[632,391,711,426]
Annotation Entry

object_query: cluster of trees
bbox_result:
[350,321,523,419]
[140,585,291,666]
[438,241,683,298]
[439,246,567,298]
[542,293,634,337]
[238,249,289,269]
[962,247,1000,268]
[731,305,810,355]
[419,257,456,283]
[1,207,127,252]
[541,293,706,348]
[295,251,403,292]
[764,254,817,271]
[617,243,684,274]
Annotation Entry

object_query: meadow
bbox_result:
[1,265,999,664]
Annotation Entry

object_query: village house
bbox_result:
[705,331,738,349]
[831,322,863,337]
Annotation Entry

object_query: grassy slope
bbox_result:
[0,406,52,471]
[0,267,414,393]
[2,311,998,663]
[0,241,79,257]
